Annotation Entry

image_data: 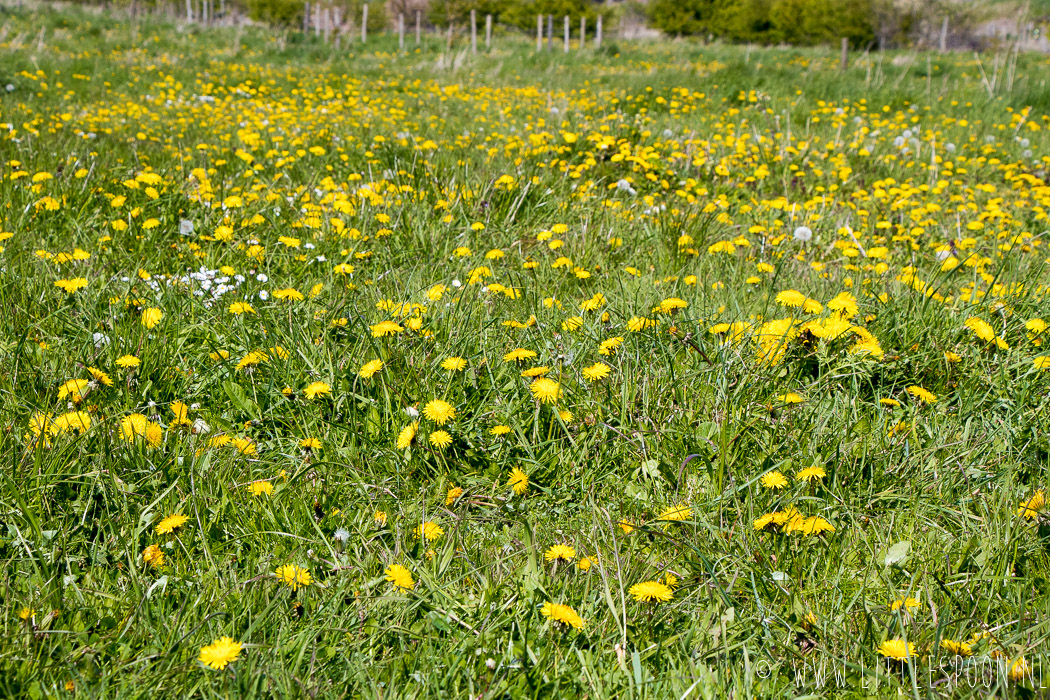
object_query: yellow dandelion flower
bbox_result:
[541,602,585,629]
[303,381,331,399]
[906,385,937,404]
[142,544,165,569]
[423,399,455,425]
[441,357,467,372]
[504,348,538,363]
[370,320,404,337]
[57,378,91,403]
[115,355,141,368]
[429,430,452,448]
[508,467,529,494]
[274,564,312,591]
[86,367,112,387]
[795,466,826,482]
[1018,491,1046,520]
[385,564,414,591]
[141,307,163,329]
[629,580,674,603]
[396,422,418,449]
[890,596,920,612]
[877,639,915,661]
[530,378,562,403]
[582,362,611,382]
[156,513,189,535]
[657,504,692,522]
[414,521,444,541]
[544,544,576,562]
[52,411,91,435]
[248,481,274,496]
[761,471,789,489]
[198,637,243,670]
[358,359,384,378]
[940,639,973,657]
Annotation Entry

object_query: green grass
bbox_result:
[2,3,1050,698]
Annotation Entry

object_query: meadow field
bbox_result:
[2,4,1050,697]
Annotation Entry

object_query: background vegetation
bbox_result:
[2,2,1050,698]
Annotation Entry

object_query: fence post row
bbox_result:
[294,11,605,52]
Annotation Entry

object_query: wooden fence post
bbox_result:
[416,10,421,44]
[303,2,309,33]
[547,15,552,50]
[485,14,492,49]
[314,3,320,37]
[399,13,404,50]
[840,37,848,71]
[596,15,602,48]
[536,15,542,51]
[580,17,585,49]
[361,4,368,43]
[470,10,477,55]
[563,16,569,53]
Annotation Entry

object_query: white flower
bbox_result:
[793,226,813,242]
[256,273,268,282]
[258,290,270,300]
[92,332,110,348]
[179,220,194,235]
[405,406,420,418]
